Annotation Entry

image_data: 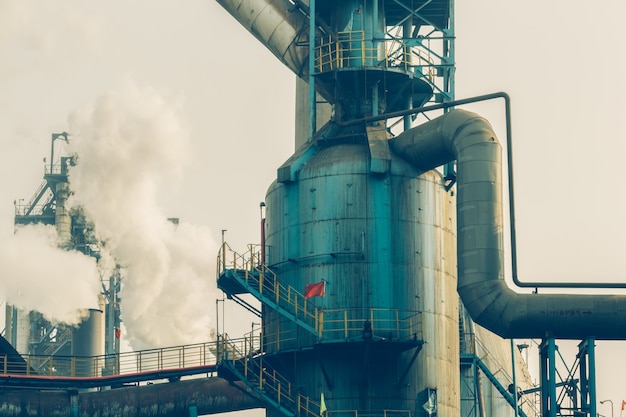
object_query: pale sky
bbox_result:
[1,0,626,415]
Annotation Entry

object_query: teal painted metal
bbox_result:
[459,354,528,417]
[222,269,318,336]
[217,1,459,416]
[579,339,597,417]
[308,0,316,140]
[539,339,598,417]
[540,339,557,417]
[510,339,520,417]
[265,141,458,414]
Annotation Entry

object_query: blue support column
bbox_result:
[579,338,597,417]
[588,339,597,417]
[540,338,557,417]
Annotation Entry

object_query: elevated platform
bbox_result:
[315,0,450,29]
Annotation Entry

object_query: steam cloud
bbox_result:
[68,83,218,350]
[0,224,100,325]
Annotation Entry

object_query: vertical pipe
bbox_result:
[50,134,54,175]
[540,341,547,417]
[55,182,72,246]
[308,0,316,140]
[261,218,266,264]
[510,339,519,417]
[403,16,413,131]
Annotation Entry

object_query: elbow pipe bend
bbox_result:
[216,0,313,78]
[391,109,626,340]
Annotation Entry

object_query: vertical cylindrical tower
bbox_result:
[55,181,71,246]
[264,142,458,416]
[72,308,105,376]
[216,0,457,415]
[4,306,31,354]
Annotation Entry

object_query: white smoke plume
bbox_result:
[67,82,218,350]
[0,223,100,325]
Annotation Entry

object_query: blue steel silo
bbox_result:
[215,1,460,416]
[263,143,458,415]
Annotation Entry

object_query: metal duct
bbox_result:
[216,0,312,77]
[389,109,626,340]
[0,378,262,416]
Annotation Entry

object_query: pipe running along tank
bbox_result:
[215,1,626,417]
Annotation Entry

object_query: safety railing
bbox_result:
[14,189,55,217]
[219,335,323,417]
[219,335,414,417]
[318,308,422,341]
[218,243,320,334]
[0,341,219,378]
[314,31,435,79]
[464,334,540,417]
[218,243,424,346]
[42,328,72,357]
[259,308,423,353]
[327,410,412,417]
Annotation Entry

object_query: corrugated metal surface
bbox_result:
[264,143,459,415]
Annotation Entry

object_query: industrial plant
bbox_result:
[0,1,623,417]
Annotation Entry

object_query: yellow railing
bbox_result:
[314,30,434,78]
[327,410,412,417]
[219,335,414,417]
[218,243,320,332]
[318,308,422,341]
[218,243,424,346]
[42,328,72,356]
[1,341,219,378]
[219,335,323,417]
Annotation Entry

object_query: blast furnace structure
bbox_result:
[216,1,534,417]
[6,133,122,376]
[4,1,625,416]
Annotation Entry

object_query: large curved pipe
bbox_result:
[216,0,312,77]
[390,109,626,340]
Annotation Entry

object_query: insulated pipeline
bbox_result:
[216,0,312,77]
[390,109,626,340]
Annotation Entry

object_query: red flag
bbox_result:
[114,327,121,339]
[622,400,625,411]
[304,281,325,298]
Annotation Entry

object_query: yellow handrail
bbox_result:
[314,30,435,80]
[0,340,222,378]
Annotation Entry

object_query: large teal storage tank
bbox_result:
[213,0,462,415]
[263,140,459,416]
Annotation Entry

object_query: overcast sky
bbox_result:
[2,0,626,414]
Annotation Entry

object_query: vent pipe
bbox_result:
[390,109,626,340]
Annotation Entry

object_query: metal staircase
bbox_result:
[217,244,321,338]
[460,353,529,417]
[216,243,425,416]
[216,335,322,417]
